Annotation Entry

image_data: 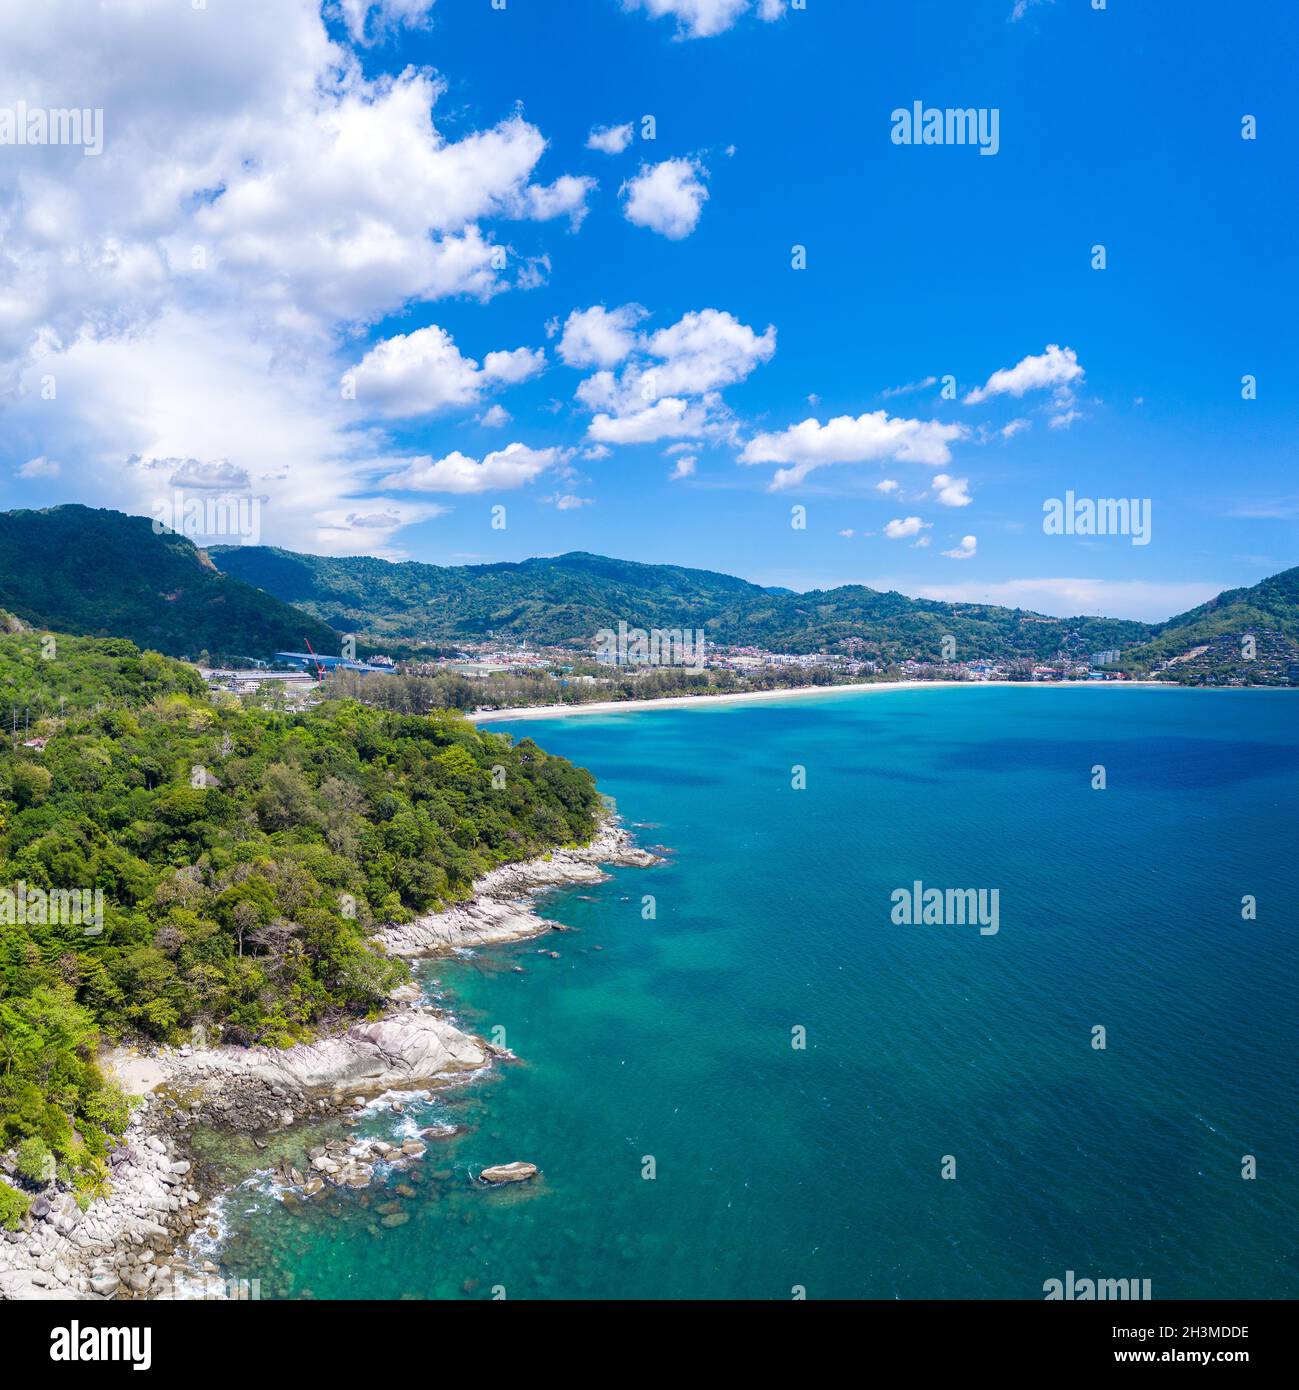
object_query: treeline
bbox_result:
[0,629,600,1192]
[321,660,880,714]
[0,617,207,722]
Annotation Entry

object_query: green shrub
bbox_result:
[72,1156,112,1207]
[0,1182,29,1231]
[15,1137,54,1185]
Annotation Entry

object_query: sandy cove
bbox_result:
[0,816,657,1302]
[469,678,1173,723]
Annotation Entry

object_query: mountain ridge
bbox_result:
[209,542,1151,660]
[0,505,342,662]
[209,542,1299,681]
[3,506,1296,680]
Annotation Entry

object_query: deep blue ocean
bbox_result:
[207,687,1299,1299]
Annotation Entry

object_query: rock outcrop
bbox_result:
[0,817,655,1301]
[478,1162,538,1184]
[378,817,659,956]
[0,1116,221,1302]
[164,1009,488,1122]
[0,1009,485,1303]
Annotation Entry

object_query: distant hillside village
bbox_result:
[194,619,1299,717]
[5,511,1298,713]
[193,632,1250,718]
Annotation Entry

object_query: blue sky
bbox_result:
[1,0,1295,620]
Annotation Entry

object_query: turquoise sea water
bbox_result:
[210,687,1299,1300]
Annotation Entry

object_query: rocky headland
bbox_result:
[0,816,656,1301]
[377,817,659,956]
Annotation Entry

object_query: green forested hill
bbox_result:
[210,546,769,646]
[0,506,342,662]
[5,506,1296,676]
[734,584,1149,661]
[1119,566,1299,684]
[0,627,599,1196]
[211,545,1152,661]
[1124,567,1299,659]
[0,621,208,719]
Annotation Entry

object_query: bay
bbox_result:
[208,687,1299,1300]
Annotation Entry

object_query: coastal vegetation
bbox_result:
[0,625,600,1180]
[322,657,889,715]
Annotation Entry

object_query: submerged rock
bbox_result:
[478,1162,538,1185]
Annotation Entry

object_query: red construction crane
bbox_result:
[303,637,326,682]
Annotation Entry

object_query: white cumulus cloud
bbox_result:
[0,0,595,553]
[345,327,543,419]
[588,397,708,445]
[964,344,1083,405]
[740,411,967,489]
[931,473,972,507]
[587,122,634,154]
[622,0,785,39]
[641,309,775,397]
[381,442,563,494]
[884,516,931,540]
[339,0,437,45]
[621,158,709,239]
[557,304,648,369]
[483,346,547,385]
[568,307,774,445]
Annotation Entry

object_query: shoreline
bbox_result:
[470,678,1180,723]
[376,815,659,956]
[0,813,657,1302]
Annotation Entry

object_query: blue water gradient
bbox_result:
[211,687,1299,1299]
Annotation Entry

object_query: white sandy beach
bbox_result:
[469,679,1171,723]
